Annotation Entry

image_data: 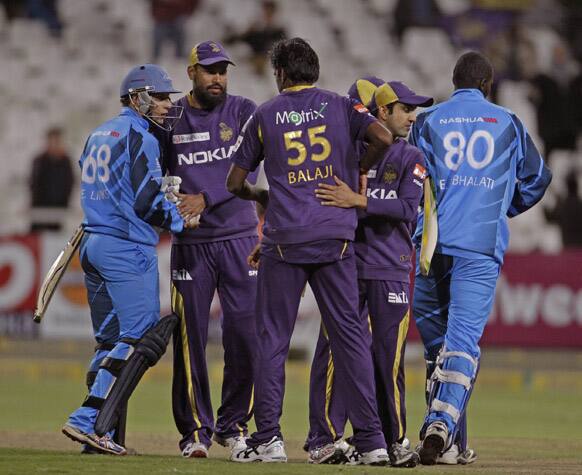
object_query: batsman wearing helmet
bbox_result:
[62,64,194,455]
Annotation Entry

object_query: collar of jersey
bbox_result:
[121,106,149,128]
[282,85,315,93]
[451,88,485,99]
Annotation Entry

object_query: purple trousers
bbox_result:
[306,279,410,450]
[249,253,386,453]
[171,236,258,449]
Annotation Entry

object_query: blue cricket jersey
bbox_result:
[80,107,184,246]
[410,89,551,263]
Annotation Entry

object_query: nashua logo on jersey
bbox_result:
[388,291,409,304]
[275,102,328,126]
[439,117,498,125]
[172,269,193,281]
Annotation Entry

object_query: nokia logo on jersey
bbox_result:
[177,144,238,165]
[275,102,328,126]
[367,188,397,200]
[439,117,497,125]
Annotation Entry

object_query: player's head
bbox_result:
[453,51,494,97]
[348,76,433,138]
[120,64,183,131]
[188,41,234,109]
[270,37,319,92]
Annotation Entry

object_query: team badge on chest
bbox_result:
[383,165,398,184]
[219,122,233,142]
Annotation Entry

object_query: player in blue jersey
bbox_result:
[409,52,552,465]
[62,64,194,455]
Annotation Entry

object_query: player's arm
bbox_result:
[360,121,393,171]
[507,115,552,218]
[129,128,185,232]
[226,113,268,208]
[366,152,425,221]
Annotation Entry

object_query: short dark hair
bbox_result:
[453,51,494,89]
[120,95,131,106]
[270,37,319,84]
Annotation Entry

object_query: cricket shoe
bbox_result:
[62,424,126,456]
[213,434,247,452]
[231,436,287,463]
[343,447,389,466]
[182,441,209,458]
[389,441,419,467]
[437,443,478,465]
[418,421,448,465]
[308,443,346,464]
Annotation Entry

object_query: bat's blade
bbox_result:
[419,177,438,277]
[33,225,85,323]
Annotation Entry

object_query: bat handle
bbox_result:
[33,312,42,323]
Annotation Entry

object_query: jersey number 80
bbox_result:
[443,130,494,171]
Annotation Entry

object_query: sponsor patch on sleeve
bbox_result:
[413,163,427,180]
[354,103,369,114]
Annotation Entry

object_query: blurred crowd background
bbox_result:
[1,0,582,251]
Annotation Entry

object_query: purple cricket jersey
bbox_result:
[356,139,426,282]
[166,93,259,243]
[232,85,377,245]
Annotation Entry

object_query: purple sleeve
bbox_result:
[201,98,259,208]
[346,97,377,142]
[366,148,425,222]
[231,112,264,172]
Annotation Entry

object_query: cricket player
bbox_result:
[161,41,259,458]
[226,37,394,465]
[305,77,433,467]
[62,64,190,455]
[410,52,552,465]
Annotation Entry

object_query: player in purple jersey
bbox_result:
[305,77,433,467]
[226,38,394,465]
[160,41,259,459]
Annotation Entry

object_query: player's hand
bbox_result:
[359,172,368,196]
[315,176,367,209]
[247,243,261,269]
[176,193,206,217]
[183,214,200,229]
[162,176,182,203]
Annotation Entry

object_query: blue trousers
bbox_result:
[68,233,160,433]
[413,252,499,442]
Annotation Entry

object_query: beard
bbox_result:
[193,83,227,110]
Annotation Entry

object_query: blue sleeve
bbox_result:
[507,115,552,218]
[128,127,184,233]
[202,98,258,208]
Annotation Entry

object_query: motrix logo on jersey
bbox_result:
[275,102,328,126]
[177,144,238,165]
[367,188,398,200]
[439,117,497,125]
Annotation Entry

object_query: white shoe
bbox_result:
[437,444,477,465]
[182,441,208,458]
[308,443,345,464]
[334,439,350,454]
[419,421,448,465]
[213,434,247,452]
[231,436,287,463]
[344,447,389,466]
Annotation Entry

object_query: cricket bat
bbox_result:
[419,177,438,276]
[33,224,85,323]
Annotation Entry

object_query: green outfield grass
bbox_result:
[1,345,582,473]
